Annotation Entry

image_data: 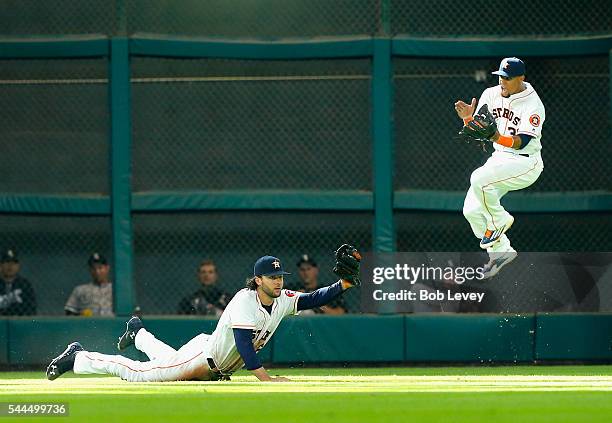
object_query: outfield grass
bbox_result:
[1,366,611,422]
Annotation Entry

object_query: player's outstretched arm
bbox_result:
[233,328,290,382]
[296,280,345,311]
[296,244,361,311]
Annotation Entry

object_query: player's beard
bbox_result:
[260,284,281,299]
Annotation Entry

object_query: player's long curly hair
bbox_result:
[245,277,258,290]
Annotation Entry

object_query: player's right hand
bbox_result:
[454,97,476,120]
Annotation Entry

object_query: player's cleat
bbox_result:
[117,316,144,351]
[480,216,515,249]
[482,251,517,279]
[46,342,83,381]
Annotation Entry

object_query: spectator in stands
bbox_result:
[177,259,228,316]
[294,254,347,315]
[65,253,113,316]
[0,249,36,315]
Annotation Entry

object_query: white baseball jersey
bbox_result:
[477,82,545,156]
[71,287,302,382]
[207,288,300,373]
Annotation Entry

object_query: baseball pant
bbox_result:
[463,151,543,253]
[73,330,212,382]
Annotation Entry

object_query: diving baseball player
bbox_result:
[454,57,545,278]
[46,244,361,382]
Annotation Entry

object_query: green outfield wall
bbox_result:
[1,33,611,316]
[2,314,610,366]
[1,2,611,316]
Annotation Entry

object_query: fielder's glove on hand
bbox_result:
[333,244,362,286]
[456,104,497,151]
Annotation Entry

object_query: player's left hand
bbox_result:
[270,376,291,382]
[333,244,362,287]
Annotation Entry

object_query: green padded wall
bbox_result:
[404,314,535,362]
[0,320,7,364]
[272,315,404,363]
[3,314,612,366]
[535,314,612,360]
[8,318,142,365]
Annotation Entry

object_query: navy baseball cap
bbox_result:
[88,252,108,267]
[492,57,525,78]
[1,249,19,263]
[296,254,317,267]
[253,256,291,277]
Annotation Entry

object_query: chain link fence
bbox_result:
[1,3,610,316]
[2,1,610,38]
[131,57,372,191]
[128,0,380,37]
[394,56,611,192]
[133,211,372,314]
[396,211,612,252]
[1,0,380,37]
[391,0,612,36]
[0,214,112,315]
[0,58,110,194]
[0,0,116,36]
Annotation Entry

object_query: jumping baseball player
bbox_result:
[46,244,361,382]
[454,57,545,278]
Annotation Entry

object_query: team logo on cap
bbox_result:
[272,260,281,269]
[529,114,541,127]
[503,62,510,69]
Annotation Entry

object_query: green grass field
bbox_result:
[1,366,611,422]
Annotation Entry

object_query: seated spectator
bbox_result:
[177,259,228,316]
[65,253,113,316]
[295,254,347,315]
[0,249,36,315]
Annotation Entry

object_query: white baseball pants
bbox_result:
[463,151,543,253]
[73,329,212,382]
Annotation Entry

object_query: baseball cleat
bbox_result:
[117,316,144,351]
[46,342,83,381]
[482,251,517,279]
[480,216,515,249]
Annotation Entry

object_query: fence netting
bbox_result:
[0,58,109,194]
[132,211,372,314]
[131,57,372,192]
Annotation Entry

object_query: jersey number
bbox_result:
[253,330,271,351]
[507,127,516,135]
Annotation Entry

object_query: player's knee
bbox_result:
[469,171,486,190]
[463,203,479,220]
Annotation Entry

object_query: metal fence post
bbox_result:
[110,37,134,316]
[372,37,395,252]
